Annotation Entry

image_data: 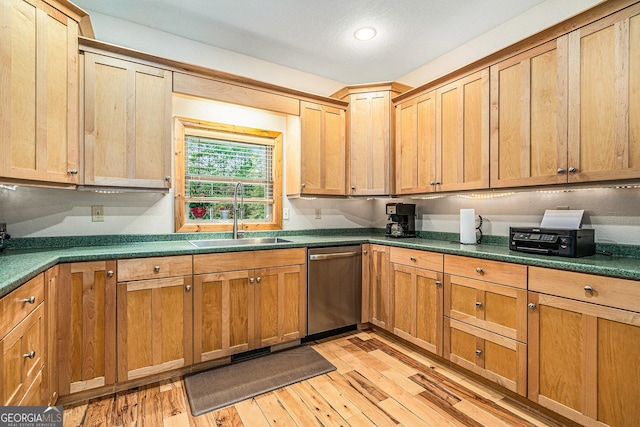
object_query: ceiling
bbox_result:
[72,0,547,84]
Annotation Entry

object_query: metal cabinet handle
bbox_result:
[435,181,441,185]
[475,350,482,356]
[301,183,306,188]
[528,303,536,309]
[185,285,191,291]
[23,351,35,359]
[249,278,255,283]
[475,301,483,308]
[430,181,436,185]
[351,186,355,190]
[68,169,78,174]
[569,167,577,173]
[410,256,416,261]
[154,265,160,273]
[557,168,565,174]
[435,280,442,286]
[584,285,594,293]
[22,296,35,304]
[165,176,171,181]
[363,250,368,255]
[475,267,483,273]
[256,277,262,283]
[107,270,114,277]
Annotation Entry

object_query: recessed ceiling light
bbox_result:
[354,27,377,41]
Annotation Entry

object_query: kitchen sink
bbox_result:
[189,237,292,248]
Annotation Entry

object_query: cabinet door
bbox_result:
[567,4,640,183]
[300,101,346,195]
[369,245,391,330]
[445,275,527,342]
[528,292,640,427]
[193,270,254,362]
[0,0,79,184]
[57,262,116,396]
[350,91,390,195]
[0,303,45,406]
[44,266,58,405]
[254,265,306,348]
[490,37,569,187]
[437,69,490,192]
[395,91,437,194]
[84,52,172,188]
[392,264,443,356]
[117,276,193,382]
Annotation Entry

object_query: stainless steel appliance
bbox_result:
[0,223,9,252]
[385,203,416,238]
[510,227,595,257]
[307,246,362,336]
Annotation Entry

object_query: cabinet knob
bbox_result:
[301,183,306,188]
[435,280,442,286]
[23,351,35,359]
[475,350,482,356]
[165,176,171,181]
[256,277,262,283]
[410,256,416,261]
[154,265,160,273]
[475,267,483,274]
[185,285,191,291]
[249,278,255,283]
[363,250,368,255]
[569,167,577,173]
[430,181,436,185]
[351,186,355,190]
[22,296,35,304]
[435,181,441,185]
[557,168,565,174]
[107,270,114,277]
[475,301,483,308]
[584,285,594,294]
[68,169,78,174]
[528,303,536,310]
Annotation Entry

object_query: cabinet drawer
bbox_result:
[0,274,45,339]
[444,255,527,289]
[194,248,306,274]
[390,247,443,271]
[117,255,192,282]
[529,267,640,312]
[445,275,527,342]
[444,317,526,396]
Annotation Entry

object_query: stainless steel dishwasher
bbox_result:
[307,245,362,336]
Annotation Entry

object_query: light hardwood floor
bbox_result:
[63,331,564,426]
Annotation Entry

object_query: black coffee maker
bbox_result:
[385,203,416,238]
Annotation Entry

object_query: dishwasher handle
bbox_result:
[309,251,359,261]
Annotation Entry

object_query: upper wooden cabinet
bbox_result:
[287,101,346,196]
[490,37,569,188]
[82,51,172,189]
[0,0,79,185]
[395,69,489,194]
[567,4,640,183]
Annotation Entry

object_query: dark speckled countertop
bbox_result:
[1,229,639,298]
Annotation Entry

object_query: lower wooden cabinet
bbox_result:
[44,266,59,405]
[528,292,640,427]
[57,262,116,397]
[391,255,444,356]
[367,245,391,330]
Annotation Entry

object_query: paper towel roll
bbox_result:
[460,209,476,244]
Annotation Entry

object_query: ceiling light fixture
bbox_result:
[354,27,377,41]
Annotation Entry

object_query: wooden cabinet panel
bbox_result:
[391,262,443,356]
[528,292,640,426]
[44,266,58,405]
[529,266,640,312]
[117,276,193,381]
[117,255,192,282]
[0,274,44,338]
[194,248,306,274]
[57,262,116,396]
[567,4,640,183]
[254,265,306,348]
[490,38,569,187]
[83,52,172,188]
[436,69,490,192]
[193,270,254,362]
[390,246,443,271]
[0,303,45,406]
[394,91,437,194]
[349,91,390,195]
[297,101,346,195]
[445,317,526,396]
[0,0,79,185]
[444,254,527,289]
[368,245,391,330]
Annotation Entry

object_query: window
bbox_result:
[174,118,282,232]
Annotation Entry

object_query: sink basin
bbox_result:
[189,237,292,248]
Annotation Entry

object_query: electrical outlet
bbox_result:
[283,208,290,220]
[315,208,322,219]
[92,205,104,222]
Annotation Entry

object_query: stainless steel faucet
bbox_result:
[232,182,244,239]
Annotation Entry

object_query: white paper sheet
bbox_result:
[540,209,585,229]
